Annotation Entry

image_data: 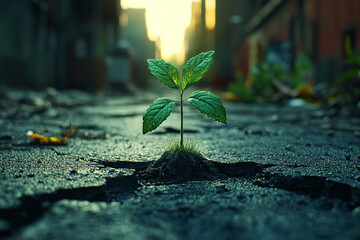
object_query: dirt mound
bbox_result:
[138,151,219,182]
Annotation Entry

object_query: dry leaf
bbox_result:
[27,124,73,145]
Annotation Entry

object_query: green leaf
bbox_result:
[333,69,358,85]
[188,90,227,124]
[345,56,360,65]
[228,78,255,102]
[143,98,175,134]
[147,59,180,89]
[345,35,354,58]
[182,51,215,91]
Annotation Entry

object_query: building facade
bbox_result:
[0,0,120,89]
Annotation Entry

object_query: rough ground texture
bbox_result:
[1,87,360,240]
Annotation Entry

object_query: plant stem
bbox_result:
[180,93,184,149]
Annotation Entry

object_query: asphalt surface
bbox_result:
[1,87,360,240]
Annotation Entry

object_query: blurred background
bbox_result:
[0,0,359,105]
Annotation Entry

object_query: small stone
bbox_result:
[352,206,360,215]
[270,115,279,122]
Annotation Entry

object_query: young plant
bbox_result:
[143,51,227,149]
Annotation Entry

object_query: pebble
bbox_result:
[285,145,294,151]
[270,115,279,122]
[352,206,360,215]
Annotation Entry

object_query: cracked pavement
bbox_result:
[1,88,360,239]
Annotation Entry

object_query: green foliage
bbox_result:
[188,90,227,124]
[344,35,360,65]
[291,53,313,88]
[182,51,215,91]
[147,59,180,89]
[249,62,285,101]
[251,62,285,93]
[332,35,360,104]
[143,98,175,134]
[294,53,313,72]
[143,51,227,148]
[335,69,358,85]
[334,35,360,85]
[229,53,315,102]
[228,72,255,102]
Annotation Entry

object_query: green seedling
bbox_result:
[143,51,227,149]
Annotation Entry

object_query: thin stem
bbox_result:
[180,93,184,149]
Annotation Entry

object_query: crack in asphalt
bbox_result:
[253,172,360,209]
[1,159,359,238]
[0,174,139,238]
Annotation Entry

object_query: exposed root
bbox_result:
[138,151,219,182]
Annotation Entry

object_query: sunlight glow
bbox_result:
[120,0,148,9]
[121,0,198,64]
[205,0,216,30]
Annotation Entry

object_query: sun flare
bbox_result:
[121,0,202,64]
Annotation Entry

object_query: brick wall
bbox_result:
[235,0,360,83]
[309,0,360,59]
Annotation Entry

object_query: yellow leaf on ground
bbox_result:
[26,124,73,145]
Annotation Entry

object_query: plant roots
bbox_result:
[138,151,219,182]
